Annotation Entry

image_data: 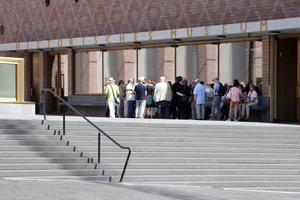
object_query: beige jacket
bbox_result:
[153,82,172,102]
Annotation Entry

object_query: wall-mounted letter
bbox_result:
[240,23,247,33]
[171,29,176,38]
[148,31,152,40]
[134,33,138,41]
[205,26,209,36]
[260,21,267,31]
[70,38,73,46]
[94,36,97,44]
[222,24,227,34]
[58,39,62,47]
[37,41,40,48]
[187,28,192,37]
[47,40,51,47]
[120,34,125,42]
[106,35,111,43]
[16,43,20,50]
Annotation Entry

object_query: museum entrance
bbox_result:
[48,52,68,114]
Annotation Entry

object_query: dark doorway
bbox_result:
[276,38,297,122]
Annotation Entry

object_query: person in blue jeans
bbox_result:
[133,77,147,119]
[209,77,221,120]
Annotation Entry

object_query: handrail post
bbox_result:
[63,103,65,135]
[98,133,101,163]
[120,148,131,182]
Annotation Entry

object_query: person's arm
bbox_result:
[194,94,197,103]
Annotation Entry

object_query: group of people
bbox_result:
[105,76,259,121]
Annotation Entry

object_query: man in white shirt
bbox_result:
[153,77,172,119]
[126,78,135,118]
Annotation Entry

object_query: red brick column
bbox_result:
[39,52,48,103]
[262,36,270,96]
[24,53,32,101]
[68,50,75,96]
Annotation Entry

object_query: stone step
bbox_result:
[4,175,111,182]
[103,168,300,176]
[0,146,74,151]
[0,151,81,157]
[0,157,90,164]
[0,163,97,170]
[0,169,104,177]
[112,175,300,182]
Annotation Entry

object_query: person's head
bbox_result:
[108,77,115,84]
[200,81,204,85]
[118,80,124,86]
[159,76,166,82]
[152,80,157,86]
[138,77,144,83]
[148,79,152,84]
[250,84,255,91]
[242,88,247,94]
[212,76,219,83]
[233,79,239,87]
[178,76,183,82]
[129,78,134,84]
[182,79,188,85]
[239,84,244,89]
[175,76,181,83]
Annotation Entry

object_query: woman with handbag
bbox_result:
[176,79,190,119]
[226,79,242,122]
[144,80,155,119]
[240,84,258,120]
[105,77,120,118]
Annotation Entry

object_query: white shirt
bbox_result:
[126,83,135,101]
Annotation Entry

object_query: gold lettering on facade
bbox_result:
[222,24,227,34]
[205,26,209,36]
[70,38,73,46]
[27,42,29,49]
[148,31,152,40]
[187,28,192,37]
[171,30,176,38]
[16,43,20,50]
[120,34,125,42]
[260,21,267,31]
[134,33,138,41]
[106,35,111,43]
[82,37,84,45]
[94,36,97,44]
[37,41,39,48]
[58,39,62,47]
[47,40,51,47]
[240,23,247,33]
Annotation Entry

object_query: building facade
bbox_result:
[0,0,299,122]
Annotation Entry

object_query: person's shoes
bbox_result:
[208,118,214,121]
[245,116,250,121]
[226,119,231,121]
[234,119,238,122]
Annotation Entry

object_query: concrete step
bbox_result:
[0,163,97,170]
[0,151,82,157]
[0,169,104,177]
[5,175,111,182]
[0,157,90,164]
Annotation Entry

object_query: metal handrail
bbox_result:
[42,89,131,182]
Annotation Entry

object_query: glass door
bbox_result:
[48,53,67,114]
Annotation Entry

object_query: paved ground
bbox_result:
[1,178,300,200]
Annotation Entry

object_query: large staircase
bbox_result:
[0,116,300,192]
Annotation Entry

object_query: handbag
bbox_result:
[110,85,120,104]
[146,95,153,105]
[181,85,189,102]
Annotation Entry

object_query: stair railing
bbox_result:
[42,88,131,182]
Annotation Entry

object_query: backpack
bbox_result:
[218,82,226,96]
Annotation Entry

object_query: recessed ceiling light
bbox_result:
[217,35,226,39]
[133,42,141,45]
[270,31,280,35]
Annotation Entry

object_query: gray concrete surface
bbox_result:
[0,178,299,200]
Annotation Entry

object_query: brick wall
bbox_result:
[262,36,270,96]
[0,0,299,44]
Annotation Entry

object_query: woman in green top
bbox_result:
[105,77,120,118]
